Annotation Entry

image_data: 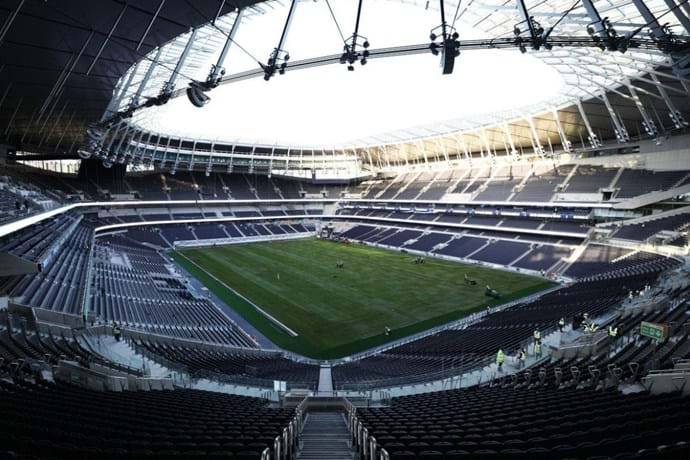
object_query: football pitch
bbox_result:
[172,238,553,359]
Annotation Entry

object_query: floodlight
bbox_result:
[77,149,93,159]
[187,81,210,108]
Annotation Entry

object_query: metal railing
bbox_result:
[261,396,308,460]
[346,398,389,460]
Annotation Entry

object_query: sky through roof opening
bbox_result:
[133,0,564,147]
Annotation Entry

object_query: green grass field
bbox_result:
[172,238,553,359]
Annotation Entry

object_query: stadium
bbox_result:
[1,0,690,459]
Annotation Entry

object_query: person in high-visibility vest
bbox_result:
[558,317,565,333]
[608,325,618,338]
[534,341,542,358]
[496,349,505,371]
[585,322,599,333]
[533,329,541,343]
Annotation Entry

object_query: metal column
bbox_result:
[207,8,245,86]
[575,99,602,148]
[650,73,688,128]
[132,47,164,107]
[625,80,657,136]
[525,117,545,156]
[551,109,572,152]
[601,92,630,143]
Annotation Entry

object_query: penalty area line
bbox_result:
[174,251,299,338]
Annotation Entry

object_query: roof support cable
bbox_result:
[339,0,370,71]
[542,0,582,44]
[581,0,627,52]
[136,0,166,51]
[54,111,76,153]
[213,0,227,25]
[429,0,461,74]
[663,0,690,34]
[0,82,12,114]
[184,0,263,67]
[37,30,94,124]
[263,0,299,80]
[3,96,22,139]
[324,0,347,44]
[631,0,677,50]
[451,0,463,29]
[86,2,129,75]
[514,0,549,52]
[0,0,26,47]
[624,0,690,54]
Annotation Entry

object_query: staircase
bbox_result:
[298,412,354,460]
[317,364,334,396]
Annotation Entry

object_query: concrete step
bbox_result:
[297,412,354,460]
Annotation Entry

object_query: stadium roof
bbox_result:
[123,0,686,149]
[1,0,689,164]
[0,0,252,153]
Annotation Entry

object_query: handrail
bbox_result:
[347,400,381,460]
[268,395,308,460]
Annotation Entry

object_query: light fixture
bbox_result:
[187,81,211,108]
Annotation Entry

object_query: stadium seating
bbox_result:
[564,246,678,280]
[615,169,687,199]
[137,340,319,389]
[613,213,690,241]
[90,237,254,346]
[510,165,572,202]
[0,188,32,224]
[352,291,690,457]
[7,221,93,315]
[357,385,690,459]
[1,160,689,432]
[335,217,590,275]
[0,213,82,264]
[0,313,142,376]
[563,166,618,193]
[0,379,293,460]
